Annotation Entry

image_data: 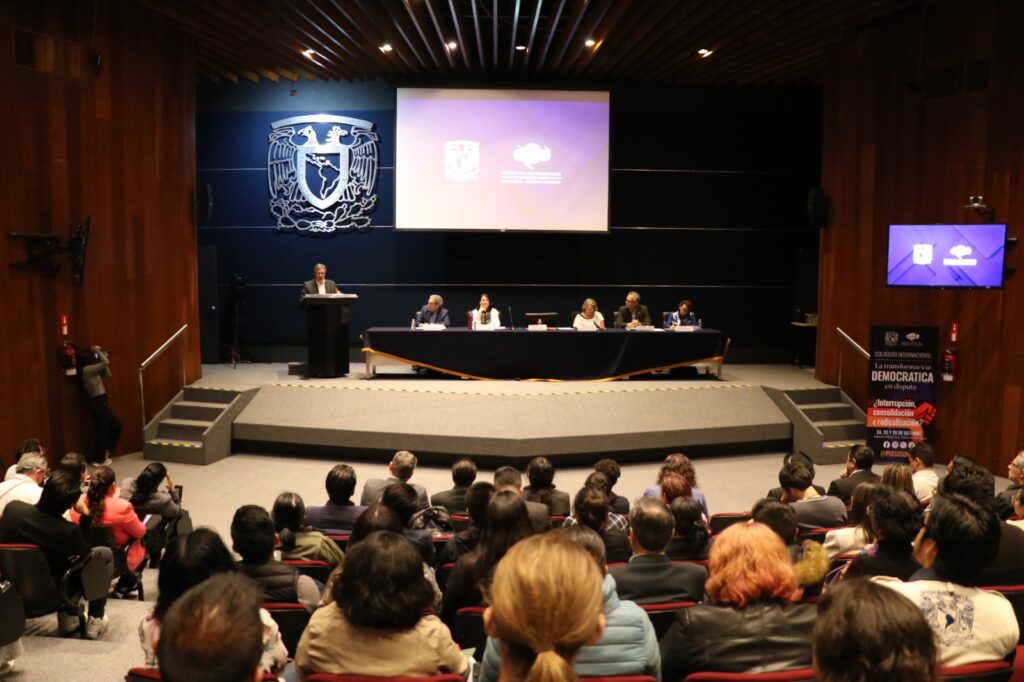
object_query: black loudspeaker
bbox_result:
[807,188,827,229]
[195,183,213,226]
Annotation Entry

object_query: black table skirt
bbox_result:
[362,327,726,381]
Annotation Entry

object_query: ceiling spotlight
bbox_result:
[584,38,596,47]
[302,49,317,59]
[446,41,458,51]
[379,43,393,53]
[697,48,714,58]
[515,45,527,51]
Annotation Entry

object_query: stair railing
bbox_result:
[139,324,188,430]
[836,327,870,398]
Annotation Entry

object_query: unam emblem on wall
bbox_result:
[268,114,379,234]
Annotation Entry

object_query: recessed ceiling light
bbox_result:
[697,48,714,58]
[302,49,317,59]
[584,38,596,47]
[515,45,527,51]
[446,41,458,51]
[379,43,393,53]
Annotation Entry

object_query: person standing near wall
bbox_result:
[80,346,121,466]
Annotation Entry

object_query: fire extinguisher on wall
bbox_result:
[941,321,958,382]
[60,313,78,376]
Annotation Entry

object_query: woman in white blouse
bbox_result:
[573,298,605,331]
[471,293,501,329]
[823,482,877,558]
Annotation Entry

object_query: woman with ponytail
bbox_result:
[71,465,147,571]
[272,492,345,567]
[483,533,606,682]
[666,496,712,560]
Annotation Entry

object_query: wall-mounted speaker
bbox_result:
[195,183,213,226]
[807,187,827,229]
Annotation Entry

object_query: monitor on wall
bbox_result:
[886,223,1007,288]
[395,88,610,232]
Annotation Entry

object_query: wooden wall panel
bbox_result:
[817,0,1024,472]
[0,0,199,467]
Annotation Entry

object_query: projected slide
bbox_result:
[395,88,610,231]
[887,224,1006,288]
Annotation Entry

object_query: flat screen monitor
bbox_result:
[886,223,1007,288]
[524,312,559,327]
[395,88,610,232]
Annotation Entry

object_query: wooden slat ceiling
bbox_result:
[141,0,922,86]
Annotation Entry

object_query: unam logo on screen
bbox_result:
[502,143,562,185]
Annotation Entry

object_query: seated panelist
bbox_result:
[665,299,699,329]
[416,294,450,326]
[471,293,501,329]
[573,298,605,331]
[302,262,338,296]
[614,291,651,329]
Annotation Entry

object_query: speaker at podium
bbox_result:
[299,293,358,377]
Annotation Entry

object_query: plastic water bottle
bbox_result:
[410,317,416,329]
[697,318,703,329]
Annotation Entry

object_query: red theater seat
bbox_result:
[939,659,1012,681]
[639,601,696,639]
[684,670,816,681]
[283,558,332,584]
[308,676,467,682]
[264,602,312,654]
[708,513,752,535]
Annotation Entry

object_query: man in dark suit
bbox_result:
[415,294,450,326]
[766,452,827,500]
[306,463,366,532]
[779,460,848,530]
[827,444,881,504]
[360,451,429,509]
[301,262,338,296]
[524,456,571,516]
[494,466,551,534]
[614,291,651,329]
[431,458,477,514]
[609,498,706,604]
[379,482,436,564]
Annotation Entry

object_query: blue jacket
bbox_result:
[664,311,699,329]
[416,305,450,326]
[479,574,661,682]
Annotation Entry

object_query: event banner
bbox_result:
[867,325,939,463]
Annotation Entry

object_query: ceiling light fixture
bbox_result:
[446,41,458,51]
[302,49,317,59]
[697,48,714,58]
[379,43,393,53]
[584,38,596,47]
[515,45,527,51]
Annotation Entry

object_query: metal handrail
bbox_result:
[836,326,869,390]
[139,324,188,428]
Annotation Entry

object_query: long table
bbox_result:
[362,327,727,381]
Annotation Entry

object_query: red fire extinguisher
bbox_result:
[941,321,958,382]
[60,313,78,376]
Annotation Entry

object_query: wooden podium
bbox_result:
[300,294,357,377]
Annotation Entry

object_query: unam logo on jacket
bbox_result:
[920,591,976,647]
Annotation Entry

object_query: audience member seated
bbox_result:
[431,458,478,514]
[615,290,652,329]
[415,293,451,327]
[436,481,495,568]
[665,298,698,329]
[909,443,939,502]
[156,573,269,682]
[4,438,45,481]
[751,499,828,590]
[569,485,631,563]
[813,578,938,682]
[481,525,659,682]
[305,463,366,533]
[766,452,826,500]
[826,444,880,504]
[659,522,816,680]
[359,450,429,509]
[565,473,629,533]
[937,462,1024,586]
[823,482,876,558]
[70,465,147,594]
[55,452,91,519]
[996,450,1024,520]
[121,462,181,519]
[845,486,922,581]
[880,462,916,497]
[230,504,320,611]
[573,297,606,330]
[777,459,848,529]
[610,498,706,603]
[493,466,550,533]
[296,531,469,681]
[658,471,693,506]
[483,532,605,682]
[874,493,1019,666]
[594,458,630,514]
[643,453,709,517]
[666,496,712,560]
[1010,490,1024,531]
[0,452,47,516]
[140,528,288,675]
[440,491,533,627]
[380,482,437,563]
[0,471,113,639]
[271,491,345,567]
[524,456,571,516]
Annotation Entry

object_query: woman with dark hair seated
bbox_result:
[436,481,495,568]
[139,528,288,675]
[666,496,712,560]
[272,491,345,567]
[295,531,469,681]
[642,453,709,518]
[563,473,629,533]
[844,487,923,581]
[570,486,631,564]
[823,482,877,558]
[813,578,937,682]
[120,462,187,567]
[659,522,816,680]
[440,490,533,628]
[70,466,147,580]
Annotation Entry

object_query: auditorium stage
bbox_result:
[194,363,827,466]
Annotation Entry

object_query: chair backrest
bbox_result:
[453,606,488,660]
[580,677,658,682]
[264,602,312,655]
[432,536,452,553]
[449,515,470,533]
[662,312,673,325]
[88,524,129,575]
[307,675,467,682]
[126,668,281,682]
[708,513,752,535]
[938,659,1012,681]
[0,543,61,618]
[0,580,26,647]
[639,602,696,640]
[683,669,816,681]
[797,527,845,544]
[983,586,1024,644]
[673,559,709,567]
[282,559,332,584]
[326,534,350,551]
[436,562,455,593]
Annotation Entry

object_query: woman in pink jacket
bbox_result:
[72,466,147,571]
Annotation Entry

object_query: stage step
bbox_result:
[814,419,866,442]
[143,384,258,465]
[799,402,854,422]
[764,386,867,465]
